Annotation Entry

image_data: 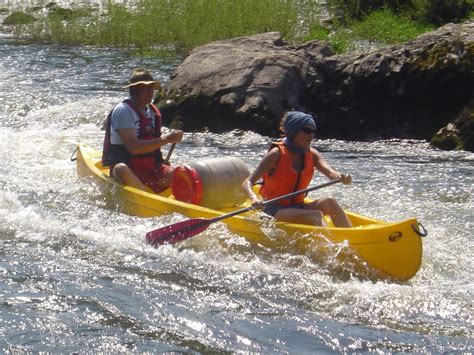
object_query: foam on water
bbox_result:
[0,37,473,352]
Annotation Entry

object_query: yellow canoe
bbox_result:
[75,143,426,281]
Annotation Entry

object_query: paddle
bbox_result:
[145,177,342,246]
[163,120,182,164]
[164,143,176,164]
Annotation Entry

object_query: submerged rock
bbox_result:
[158,22,474,149]
[431,98,474,151]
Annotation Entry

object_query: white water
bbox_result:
[0,38,473,352]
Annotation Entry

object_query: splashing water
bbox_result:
[0,37,473,352]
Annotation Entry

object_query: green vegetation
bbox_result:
[2,0,471,55]
[300,9,434,53]
[350,10,433,45]
[336,9,434,52]
[326,0,472,24]
[411,0,473,25]
[3,11,37,25]
[47,5,94,21]
[3,1,299,54]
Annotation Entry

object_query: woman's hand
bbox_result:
[250,196,264,210]
[340,173,352,185]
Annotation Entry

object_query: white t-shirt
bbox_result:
[110,100,156,145]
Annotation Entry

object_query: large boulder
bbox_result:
[309,21,474,141]
[158,32,333,136]
[158,22,474,148]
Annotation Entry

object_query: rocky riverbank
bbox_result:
[158,21,474,151]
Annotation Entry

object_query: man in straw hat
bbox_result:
[102,68,183,192]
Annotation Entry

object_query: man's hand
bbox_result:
[164,129,183,144]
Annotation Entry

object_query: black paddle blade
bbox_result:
[146,218,211,246]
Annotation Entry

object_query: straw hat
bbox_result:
[124,68,161,90]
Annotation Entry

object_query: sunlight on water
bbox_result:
[0,38,473,352]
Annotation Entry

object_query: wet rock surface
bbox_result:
[159,22,473,150]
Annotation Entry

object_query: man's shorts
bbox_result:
[133,162,173,193]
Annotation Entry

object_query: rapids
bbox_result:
[0,36,473,352]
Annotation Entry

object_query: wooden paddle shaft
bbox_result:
[164,143,176,164]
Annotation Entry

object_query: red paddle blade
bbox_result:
[146,218,211,246]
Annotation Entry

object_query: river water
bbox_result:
[0,36,473,353]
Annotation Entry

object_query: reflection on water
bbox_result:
[0,37,473,352]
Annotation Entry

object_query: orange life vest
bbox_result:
[260,142,315,206]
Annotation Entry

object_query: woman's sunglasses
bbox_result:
[300,127,316,135]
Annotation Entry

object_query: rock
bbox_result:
[158,22,474,145]
[430,124,462,150]
[431,98,474,151]
[309,21,474,140]
[158,32,333,136]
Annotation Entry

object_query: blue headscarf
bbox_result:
[283,111,316,154]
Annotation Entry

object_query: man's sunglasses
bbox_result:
[300,127,316,135]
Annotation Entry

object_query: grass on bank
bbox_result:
[302,9,435,53]
[2,0,471,56]
[4,0,299,54]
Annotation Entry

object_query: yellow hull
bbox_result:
[76,143,424,281]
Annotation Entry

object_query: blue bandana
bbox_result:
[283,111,316,154]
[283,111,316,139]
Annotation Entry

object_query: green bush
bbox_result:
[412,0,473,25]
[47,6,93,21]
[351,9,434,45]
[328,30,353,53]
[300,24,331,42]
[327,0,473,25]
[300,10,434,53]
[3,11,37,25]
[327,0,415,21]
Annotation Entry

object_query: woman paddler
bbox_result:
[242,111,353,227]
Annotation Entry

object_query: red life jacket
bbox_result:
[260,142,315,206]
[102,99,164,169]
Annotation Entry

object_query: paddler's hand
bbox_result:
[250,197,264,210]
[340,173,352,185]
[164,130,183,144]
